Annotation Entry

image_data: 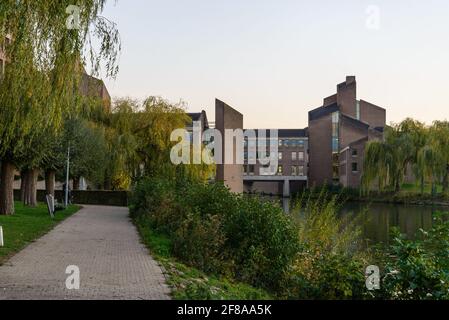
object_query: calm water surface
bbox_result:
[278,198,447,245]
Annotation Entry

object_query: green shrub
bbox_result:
[376,214,449,300]
[131,177,299,292]
[131,177,449,300]
[173,212,228,274]
[284,190,370,299]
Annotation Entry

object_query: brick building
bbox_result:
[243,129,308,196]
[187,110,210,134]
[308,76,386,188]
[79,68,112,112]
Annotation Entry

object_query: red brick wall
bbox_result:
[337,77,357,118]
[323,94,337,107]
[360,100,386,129]
[340,118,368,149]
[308,114,333,186]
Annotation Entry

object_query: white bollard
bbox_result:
[0,226,4,247]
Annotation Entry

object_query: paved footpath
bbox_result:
[0,205,170,300]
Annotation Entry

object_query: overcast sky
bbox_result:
[101,0,449,129]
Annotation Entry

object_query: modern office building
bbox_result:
[189,76,386,195]
[243,129,308,197]
[308,76,386,188]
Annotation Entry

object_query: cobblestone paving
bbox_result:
[0,205,170,300]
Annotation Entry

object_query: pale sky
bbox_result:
[101,0,449,129]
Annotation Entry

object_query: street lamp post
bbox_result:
[65,144,70,207]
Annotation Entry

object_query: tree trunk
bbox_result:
[72,177,80,191]
[20,170,27,202]
[103,177,112,191]
[443,164,449,195]
[420,176,425,195]
[23,168,38,207]
[45,170,56,197]
[394,178,401,193]
[0,161,15,215]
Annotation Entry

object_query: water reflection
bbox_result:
[279,197,446,244]
[339,202,439,245]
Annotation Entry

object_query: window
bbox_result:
[292,152,297,161]
[278,152,283,160]
[298,166,305,176]
[352,162,358,173]
[332,112,340,182]
[291,166,297,176]
[279,139,284,147]
[332,112,340,153]
[277,165,283,176]
[298,140,305,149]
[243,166,247,175]
[352,149,358,157]
[298,151,304,161]
[356,100,361,120]
[249,165,255,176]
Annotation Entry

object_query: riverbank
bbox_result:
[339,190,449,207]
[131,177,449,300]
[245,188,449,207]
[134,220,272,300]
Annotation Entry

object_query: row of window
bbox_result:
[278,151,305,161]
[243,165,305,176]
[244,151,305,162]
[244,139,306,148]
[279,139,305,148]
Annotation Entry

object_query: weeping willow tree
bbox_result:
[362,140,393,193]
[0,1,120,214]
[417,145,443,196]
[102,97,215,190]
[428,121,449,194]
[362,121,426,194]
[399,118,427,194]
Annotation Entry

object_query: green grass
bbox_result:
[0,202,81,265]
[135,220,273,300]
[401,183,443,194]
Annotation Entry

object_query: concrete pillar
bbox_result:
[283,179,290,198]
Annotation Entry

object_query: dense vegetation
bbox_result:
[131,176,449,300]
[363,118,449,196]
[0,1,121,214]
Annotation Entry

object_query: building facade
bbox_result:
[215,99,244,193]
[79,70,112,112]
[243,129,308,197]
[308,76,386,188]
[187,110,210,134]
[188,76,386,195]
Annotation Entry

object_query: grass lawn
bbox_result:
[135,220,272,300]
[0,202,80,265]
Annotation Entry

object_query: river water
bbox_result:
[278,198,447,245]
